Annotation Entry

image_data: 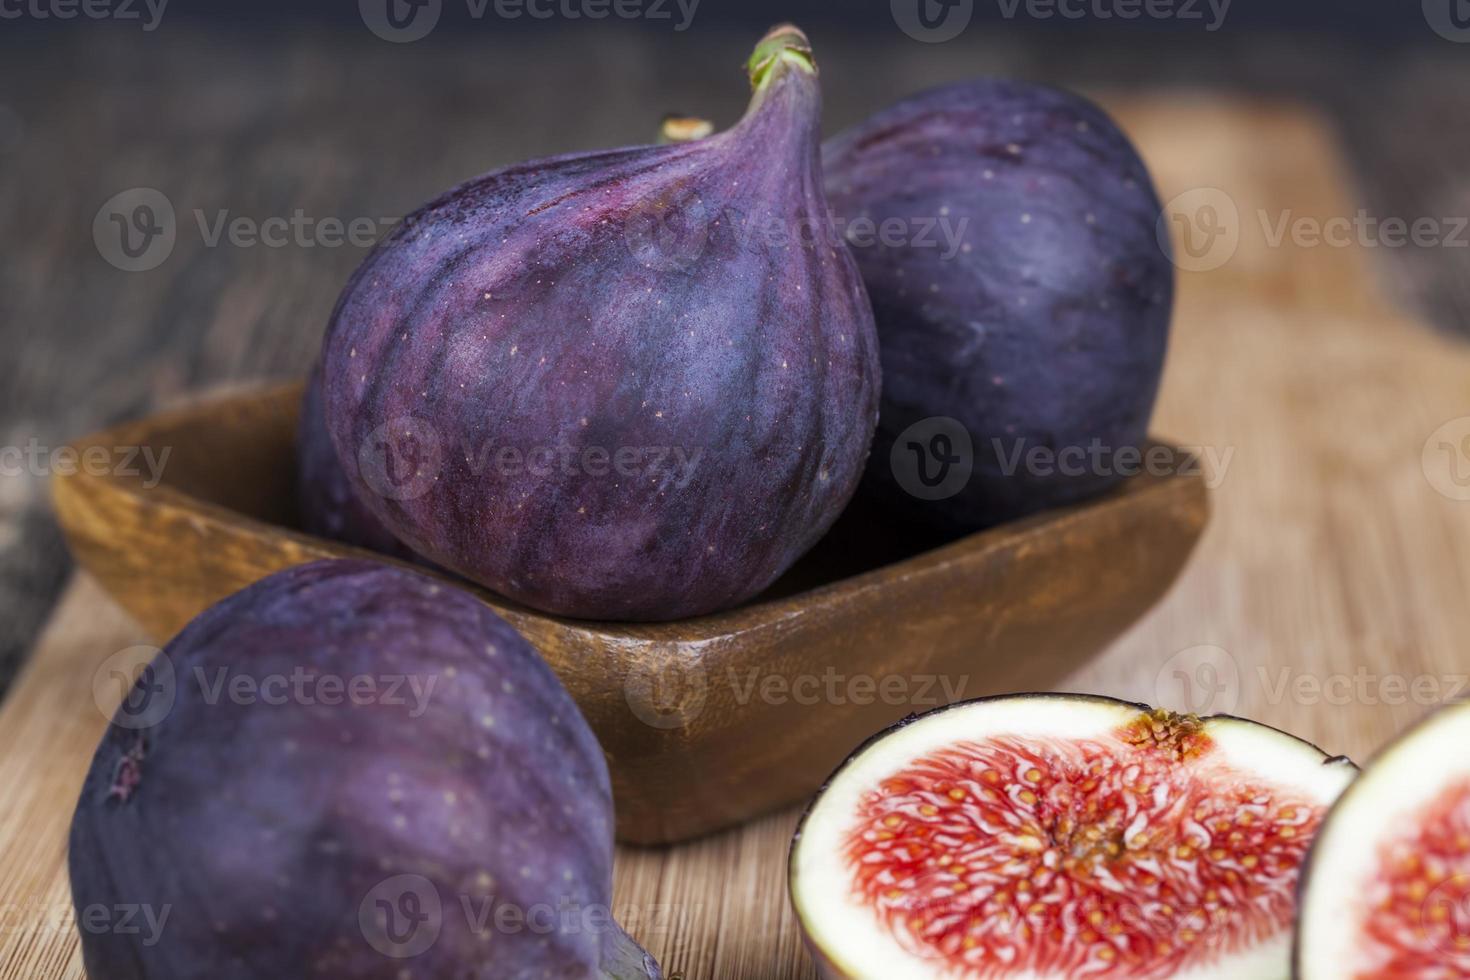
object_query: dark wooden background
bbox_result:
[2,14,1468,699]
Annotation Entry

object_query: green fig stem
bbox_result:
[657,114,714,144]
[746,23,816,91]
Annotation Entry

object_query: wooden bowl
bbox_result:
[51,382,1208,844]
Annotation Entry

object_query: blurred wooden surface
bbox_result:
[3,94,1470,978]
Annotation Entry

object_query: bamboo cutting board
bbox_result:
[3,96,1470,979]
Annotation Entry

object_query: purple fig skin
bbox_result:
[67,559,661,980]
[823,80,1173,532]
[296,362,420,561]
[321,27,879,621]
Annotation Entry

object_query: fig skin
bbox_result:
[295,362,419,560]
[322,26,880,621]
[67,559,661,980]
[823,80,1173,533]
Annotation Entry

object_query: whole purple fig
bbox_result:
[322,26,879,621]
[823,80,1173,532]
[68,559,661,980]
[296,362,418,560]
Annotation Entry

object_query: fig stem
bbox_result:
[746,23,816,90]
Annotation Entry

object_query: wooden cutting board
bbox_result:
[4,96,1469,979]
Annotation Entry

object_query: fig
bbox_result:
[823,81,1174,532]
[68,559,661,980]
[321,25,880,621]
[789,694,1356,979]
[296,362,418,560]
[1295,700,1470,978]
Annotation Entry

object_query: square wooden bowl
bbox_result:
[51,383,1207,844]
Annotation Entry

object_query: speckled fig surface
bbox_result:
[67,559,661,980]
[824,80,1173,532]
[322,26,879,621]
[296,363,417,560]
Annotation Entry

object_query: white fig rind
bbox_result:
[1295,701,1470,979]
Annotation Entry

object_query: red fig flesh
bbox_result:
[1296,701,1470,978]
[790,695,1355,979]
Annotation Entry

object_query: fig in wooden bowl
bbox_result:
[51,382,1207,844]
[321,25,879,622]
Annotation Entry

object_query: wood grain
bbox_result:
[48,384,1205,844]
[4,96,1470,978]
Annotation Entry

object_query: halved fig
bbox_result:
[789,694,1356,979]
[1296,700,1470,978]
